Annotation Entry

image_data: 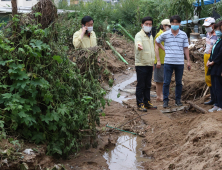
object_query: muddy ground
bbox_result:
[63,36,222,170]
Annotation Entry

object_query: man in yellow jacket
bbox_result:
[73,16,97,49]
[135,16,157,112]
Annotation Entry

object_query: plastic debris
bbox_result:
[23,149,35,155]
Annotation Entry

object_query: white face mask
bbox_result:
[205,26,213,33]
[143,25,152,33]
[87,26,93,33]
[165,26,170,31]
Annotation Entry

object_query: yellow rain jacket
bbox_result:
[135,29,155,66]
[204,53,211,87]
[154,30,165,64]
[73,28,97,49]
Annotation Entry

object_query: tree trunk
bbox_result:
[11,0,17,16]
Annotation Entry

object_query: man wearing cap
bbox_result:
[154,19,171,102]
[73,16,97,49]
[203,17,217,106]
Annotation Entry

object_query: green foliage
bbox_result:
[216,1,222,22]
[0,14,108,157]
[60,0,198,38]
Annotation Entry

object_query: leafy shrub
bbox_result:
[0,14,109,157]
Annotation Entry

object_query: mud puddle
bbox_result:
[106,73,136,103]
[103,132,150,170]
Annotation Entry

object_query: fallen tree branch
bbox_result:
[202,86,209,98]
[186,101,208,114]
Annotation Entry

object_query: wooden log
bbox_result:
[186,101,208,114]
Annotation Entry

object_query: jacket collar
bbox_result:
[140,29,152,38]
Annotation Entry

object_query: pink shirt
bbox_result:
[205,32,218,54]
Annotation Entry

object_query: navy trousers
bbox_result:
[136,66,153,106]
[211,75,222,108]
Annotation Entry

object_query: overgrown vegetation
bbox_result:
[0,10,110,158]
[56,0,222,38]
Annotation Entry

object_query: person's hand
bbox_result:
[156,61,161,69]
[81,26,87,39]
[221,72,222,77]
[208,61,214,66]
[82,26,87,34]
[187,61,191,71]
[206,60,210,67]
[138,44,143,50]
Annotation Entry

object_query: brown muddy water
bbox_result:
[103,132,151,170]
[106,73,137,103]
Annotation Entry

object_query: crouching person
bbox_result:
[135,16,157,112]
[73,16,97,49]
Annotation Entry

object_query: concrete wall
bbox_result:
[0,0,57,8]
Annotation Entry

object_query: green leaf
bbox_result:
[34,12,42,17]
[32,106,41,114]
[8,69,17,74]
[32,132,44,144]
[40,112,53,124]
[30,39,44,51]
[51,111,60,121]
[8,138,14,142]
[2,93,12,99]
[117,92,121,98]
[18,111,27,118]
[18,48,25,53]
[53,55,63,63]
[57,104,69,116]
[83,96,93,100]
[48,123,57,131]
[0,120,4,128]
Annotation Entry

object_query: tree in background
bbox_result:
[11,0,17,16]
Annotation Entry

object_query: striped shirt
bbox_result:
[156,30,189,65]
[205,32,217,54]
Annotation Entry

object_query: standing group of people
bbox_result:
[203,18,222,112]
[135,15,222,112]
[72,15,222,113]
[135,15,190,112]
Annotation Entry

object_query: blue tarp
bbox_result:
[181,18,206,25]
[193,0,221,7]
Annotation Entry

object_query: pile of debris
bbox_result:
[189,38,206,62]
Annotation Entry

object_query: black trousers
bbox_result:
[211,75,222,108]
[136,66,153,106]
